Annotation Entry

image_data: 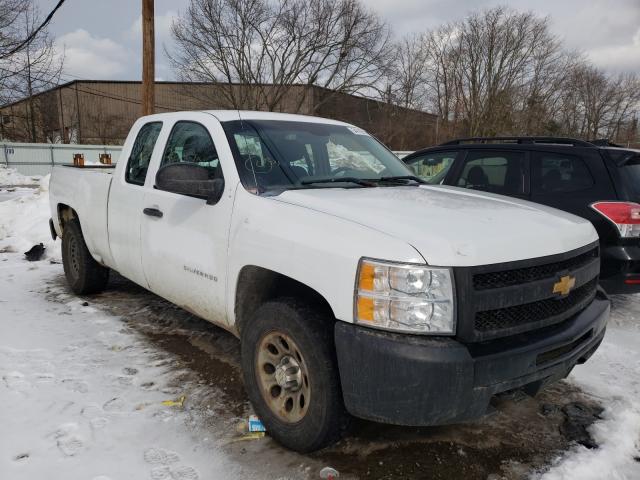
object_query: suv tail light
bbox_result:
[591,201,640,238]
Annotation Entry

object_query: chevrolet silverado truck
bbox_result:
[49,111,610,452]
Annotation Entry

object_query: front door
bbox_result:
[140,115,234,326]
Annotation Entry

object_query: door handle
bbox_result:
[143,207,163,218]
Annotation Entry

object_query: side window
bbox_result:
[406,151,457,184]
[161,121,222,178]
[457,150,527,195]
[125,122,162,185]
[532,152,594,193]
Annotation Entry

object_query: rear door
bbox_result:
[530,149,614,216]
[108,120,163,287]
[530,148,618,246]
[450,149,530,200]
[140,113,235,327]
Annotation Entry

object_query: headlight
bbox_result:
[354,258,455,334]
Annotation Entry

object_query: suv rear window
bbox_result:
[608,149,640,198]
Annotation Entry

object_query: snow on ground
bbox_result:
[0,173,58,258]
[0,164,41,186]
[0,262,245,480]
[533,305,640,480]
[1,166,639,479]
[0,169,252,480]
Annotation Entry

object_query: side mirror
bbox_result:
[155,162,224,205]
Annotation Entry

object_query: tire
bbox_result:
[240,298,350,452]
[61,218,109,295]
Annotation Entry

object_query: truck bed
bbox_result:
[50,165,114,266]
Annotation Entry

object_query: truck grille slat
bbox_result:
[473,247,598,290]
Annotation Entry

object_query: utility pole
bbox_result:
[141,0,155,116]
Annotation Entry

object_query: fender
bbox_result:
[226,188,424,326]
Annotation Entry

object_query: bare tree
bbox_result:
[555,65,640,140]
[420,23,464,141]
[386,34,429,109]
[0,0,63,142]
[169,0,392,112]
[393,6,640,145]
[0,0,29,53]
[451,8,564,136]
[0,0,29,101]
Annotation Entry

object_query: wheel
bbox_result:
[61,218,109,295]
[240,298,350,452]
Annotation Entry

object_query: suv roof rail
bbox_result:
[589,138,623,147]
[439,136,595,147]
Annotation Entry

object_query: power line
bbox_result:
[0,0,67,60]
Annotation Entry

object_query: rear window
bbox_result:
[606,149,640,198]
[617,158,640,197]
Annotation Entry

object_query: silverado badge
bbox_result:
[553,275,576,296]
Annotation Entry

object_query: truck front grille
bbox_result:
[475,278,598,332]
[454,242,600,342]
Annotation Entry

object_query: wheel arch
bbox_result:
[55,203,78,236]
[233,265,336,336]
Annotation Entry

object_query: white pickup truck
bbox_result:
[49,111,610,452]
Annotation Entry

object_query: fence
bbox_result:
[1,143,412,178]
[1,143,123,177]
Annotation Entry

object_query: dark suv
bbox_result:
[402,137,640,294]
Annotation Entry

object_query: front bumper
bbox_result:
[334,294,610,426]
[600,245,640,294]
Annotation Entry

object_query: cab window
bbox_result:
[161,121,222,178]
[457,150,528,195]
[405,151,457,184]
[125,122,162,185]
[532,152,594,193]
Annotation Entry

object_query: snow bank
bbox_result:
[534,316,640,479]
[0,164,41,186]
[0,174,60,260]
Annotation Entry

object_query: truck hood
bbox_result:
[274,185,598,267]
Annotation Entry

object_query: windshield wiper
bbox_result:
[300,177,376,187]
[374,175,427,185]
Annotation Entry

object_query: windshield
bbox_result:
[222,120,415,194]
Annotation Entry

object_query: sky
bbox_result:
[35,0,640,83]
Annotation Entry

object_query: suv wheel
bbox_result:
[240,298,350,452]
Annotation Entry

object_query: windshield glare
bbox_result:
[222,120,414,194]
